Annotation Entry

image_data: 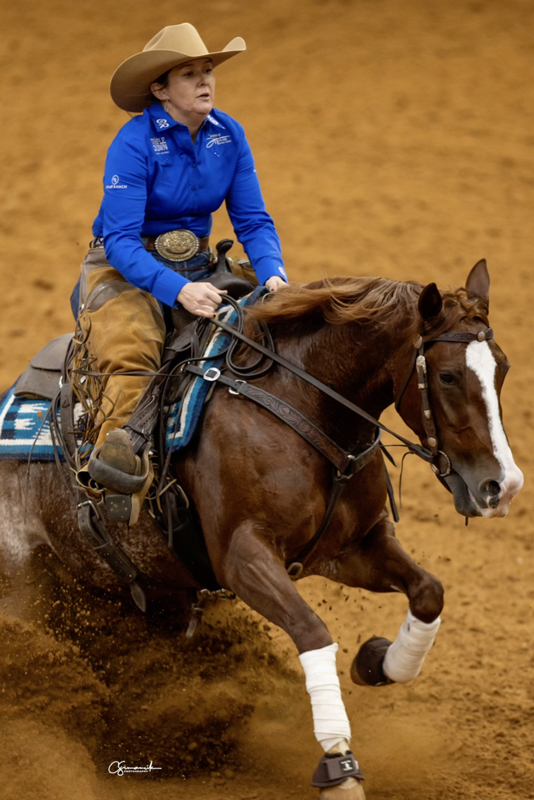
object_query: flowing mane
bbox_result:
[249,276,489,336]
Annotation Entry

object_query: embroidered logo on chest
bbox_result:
[206,134,232,149]
[151,137,169,153]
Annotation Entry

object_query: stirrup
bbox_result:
[104,460,153,526]
[88,430,147,494]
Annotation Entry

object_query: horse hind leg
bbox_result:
[220,521,365,800]
[333,511,444,687]
[0,463,53,620]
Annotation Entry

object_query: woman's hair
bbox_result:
[150,69,170,103]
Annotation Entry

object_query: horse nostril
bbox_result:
[480,479,501,508]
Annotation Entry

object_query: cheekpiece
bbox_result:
[155,229,199,261]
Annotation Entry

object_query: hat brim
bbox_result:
[110,37,246,112]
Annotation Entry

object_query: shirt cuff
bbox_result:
[253,258,288,286]
[151,268,190,306]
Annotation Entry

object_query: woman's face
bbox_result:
[152,58,215,128]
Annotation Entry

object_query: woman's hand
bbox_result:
[265,276,287,293]
[177,282,227,317]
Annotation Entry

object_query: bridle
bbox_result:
[394,326,494,478]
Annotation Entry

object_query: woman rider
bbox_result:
[75,24,287,500]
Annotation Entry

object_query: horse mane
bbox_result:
[249,276,489,336]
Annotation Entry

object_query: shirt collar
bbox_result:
[147,103,182,133]
[147,104,227,135]
[205,112,227,131]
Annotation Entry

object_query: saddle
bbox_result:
[14,333,73,401]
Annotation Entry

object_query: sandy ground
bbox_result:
[1,0,534,798]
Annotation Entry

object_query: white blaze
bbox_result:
[465,341,523,516]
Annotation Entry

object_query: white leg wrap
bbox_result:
[383,609,441,683]
[299,643,351,753]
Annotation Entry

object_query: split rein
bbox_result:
[205,296,493,476]
[204,295,436,461]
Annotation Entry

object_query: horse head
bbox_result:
[398,260,523,518]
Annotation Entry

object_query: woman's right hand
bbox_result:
[177,282,228,317]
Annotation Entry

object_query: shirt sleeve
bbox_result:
[101,132,188,306]
[225,135,287,285]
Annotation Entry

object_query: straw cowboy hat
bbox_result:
[110,23,246,112]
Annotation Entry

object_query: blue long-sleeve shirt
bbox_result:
[93,104,287,306]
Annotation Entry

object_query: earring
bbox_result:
[163,98,171,114]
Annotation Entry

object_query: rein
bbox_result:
[208,296,436,464]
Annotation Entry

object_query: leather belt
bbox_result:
[144,229,210,262]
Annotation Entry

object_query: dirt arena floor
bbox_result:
[1,0,534,798]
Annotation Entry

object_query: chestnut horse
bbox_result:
[0,260,523,798]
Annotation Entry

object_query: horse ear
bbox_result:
[465,258,490,304]
[418,282,443,320]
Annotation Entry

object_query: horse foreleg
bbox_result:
[221,522,365,799]
[333,511,444,686]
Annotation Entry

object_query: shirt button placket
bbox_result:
[190,161,199,205]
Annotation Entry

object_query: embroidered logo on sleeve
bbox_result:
[156,118,170,129]
[206,134,232,148]
[151,137,169,153]
[105,174,128,189]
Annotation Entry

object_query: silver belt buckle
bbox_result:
[155,229,199,261]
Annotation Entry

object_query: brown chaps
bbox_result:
[76,248,166,450]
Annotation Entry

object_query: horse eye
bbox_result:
[440,373,456,385]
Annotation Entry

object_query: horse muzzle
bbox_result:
[472,466,524,518]
[443,464,524,519]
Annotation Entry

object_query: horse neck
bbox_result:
[270,316,416,447]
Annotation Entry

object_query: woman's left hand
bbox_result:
[265,276,287,293]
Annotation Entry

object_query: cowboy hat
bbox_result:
[110,23,246,112]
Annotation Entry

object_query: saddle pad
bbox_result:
[165,287,268,453]
[0,386,62,461]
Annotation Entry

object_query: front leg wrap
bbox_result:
[299,643,352,751]
[383,610,441,683]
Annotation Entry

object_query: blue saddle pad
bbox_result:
[0,389,60,461]
[165,287,267,453]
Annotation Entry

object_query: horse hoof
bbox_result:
[320,777,366,799]
[351,636,393,686]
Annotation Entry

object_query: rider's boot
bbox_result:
[88,429,146,495]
